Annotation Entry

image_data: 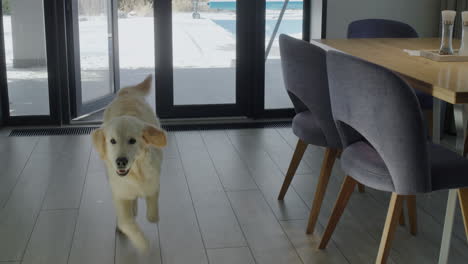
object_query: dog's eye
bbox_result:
[110,139,116,144]
[128,138,136,145]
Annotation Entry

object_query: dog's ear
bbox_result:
[138,74,152,89]
[91,128,107,159]
[134,74,152,94]
[142,125,167,148]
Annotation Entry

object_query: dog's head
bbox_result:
[91,116,166,176]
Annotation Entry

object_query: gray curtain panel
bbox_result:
[441,0,468,38]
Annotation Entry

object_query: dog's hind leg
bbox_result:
[114,199,149,252]
[146,191,159,223]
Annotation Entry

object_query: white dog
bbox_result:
[91,75,166,252]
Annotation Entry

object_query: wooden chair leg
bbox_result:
[407,195,417,235]
[306,148,339,234]
[399,202,405,226]
[376,193,405,264]
[336,149,342,159]
[318,176,357,249]
[357,183,365,193]
[458,188,468,241]
[278,139,308,200]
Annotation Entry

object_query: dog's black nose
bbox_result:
[116,157,128,168]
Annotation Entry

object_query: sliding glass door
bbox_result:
[265,0,304,110]
[67,0,118,119]
[156,0,309,119]
[172,0,237,106]
[156,0,247,118]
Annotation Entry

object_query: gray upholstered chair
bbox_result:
[277,34,365,235]
[347,19,435,137]
[319,50,468,263]
[347,19,418,39]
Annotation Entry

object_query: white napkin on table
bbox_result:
[403,49,421,56]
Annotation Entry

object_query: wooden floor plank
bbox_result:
[33,136,91,155]
[227,130,310,221]
[163,133,180,159]
[201,131,257,191]
[40,137,92,210]
[158,157,208,264]
[0,152,69,261]
[68,150,116,264]
[207,247,255,264]
[227,190,302,264]
[228,129,312,175]
[86,146,107,174]
[0,137,38,207]
[280,219,349,264]
[175,132,246,249]
[22,210,77,264]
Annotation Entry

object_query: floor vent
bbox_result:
[9,121,292,137]
[162,121,292,132]
[9,127,99,137]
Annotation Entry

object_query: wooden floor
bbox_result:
[0,128,468,264]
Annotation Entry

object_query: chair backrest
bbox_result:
[326,50,430,194]
[347,19,419,39]
[279,34,341,148]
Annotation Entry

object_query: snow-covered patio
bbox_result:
[3,7,302,118]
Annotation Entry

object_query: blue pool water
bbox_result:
[213,19,302,38]
[209,1,303,10]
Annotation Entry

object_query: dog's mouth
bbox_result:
[116,169,130,176]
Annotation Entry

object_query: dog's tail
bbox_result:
[118,75,152,97]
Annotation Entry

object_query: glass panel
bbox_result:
[78,0,113,103]
[265,0,303,109]
[118,0,155,110]
[173,0,236,105]
[2,0,50,116]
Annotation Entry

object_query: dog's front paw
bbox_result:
[147,211,159,223]
[134,236,150,253]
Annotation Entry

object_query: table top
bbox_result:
[313,38,468,104]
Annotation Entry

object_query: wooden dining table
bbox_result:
[311,38,468,264]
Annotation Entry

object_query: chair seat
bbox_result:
[341,141,468,193]
[292,111,328,146]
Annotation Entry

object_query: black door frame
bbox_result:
[155,0,312,119]
[0,0,64,126]
[67,0,120,119]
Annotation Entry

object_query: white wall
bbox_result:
[325,0,441,38]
